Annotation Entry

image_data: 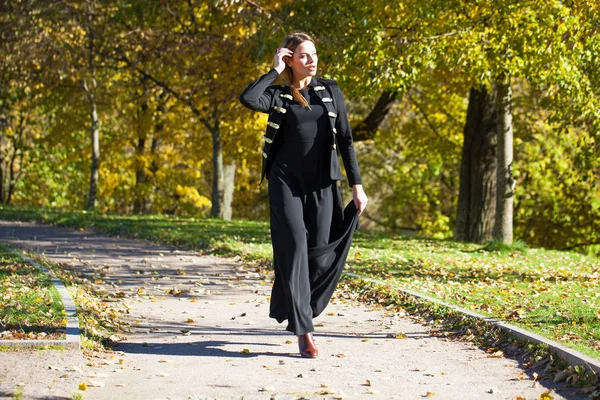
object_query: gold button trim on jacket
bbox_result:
[279,94,293,100]
[263,136,273,144]
[332,144,337,149]
[313,86,326,91]
[267,121,280,129]
[332,128,337,134]
[262,151,268,158]
[274,106,287,114]
[328,112,337,118]
[322,97,333,103]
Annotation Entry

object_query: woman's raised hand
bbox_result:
[274,47,293,74]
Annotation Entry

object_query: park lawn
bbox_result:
[0,205,599,359]
[0,245,66,340]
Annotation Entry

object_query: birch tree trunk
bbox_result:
[222,161,236,220]
[492,78,515,244]
[85,2,100,211]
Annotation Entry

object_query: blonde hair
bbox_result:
[277,32,315,109]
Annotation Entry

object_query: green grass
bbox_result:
[1,205,599,359]
[0,246,66,340]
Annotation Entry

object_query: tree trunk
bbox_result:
[6,148,21,205]
[0,160,5,204]
[133,94,151,214]
[85,4,100,211]
[493,78,515,244]
[142,96,166,214]
[210,124,225,218]
[133,136,148,214]
[222,161,236,220]
[454,87,498,242]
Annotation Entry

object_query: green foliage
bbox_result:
[1,1,598,253]
[354,73,464,236]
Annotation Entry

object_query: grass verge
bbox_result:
[0,245,66,340]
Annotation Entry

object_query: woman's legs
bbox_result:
[268,169,314,335]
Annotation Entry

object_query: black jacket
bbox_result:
[239,68,362,186]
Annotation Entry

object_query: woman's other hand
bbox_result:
[352,184,368,216]
[274,47,293,74]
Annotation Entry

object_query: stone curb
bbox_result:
[343,272,600,375]
[0,247,80,349]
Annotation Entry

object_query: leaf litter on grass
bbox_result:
[0,246,66,340]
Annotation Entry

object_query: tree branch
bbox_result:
[352,91,399,142]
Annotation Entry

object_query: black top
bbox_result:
[274,87,332,191]
[239,68,362,186]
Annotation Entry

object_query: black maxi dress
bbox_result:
[240,69,362,335]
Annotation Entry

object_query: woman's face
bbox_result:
[286,40,318,78]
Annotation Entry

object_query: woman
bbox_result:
[240,32,368,358]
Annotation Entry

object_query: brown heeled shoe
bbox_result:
[298,332,318,358]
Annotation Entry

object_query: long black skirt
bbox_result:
[267,164,360,335]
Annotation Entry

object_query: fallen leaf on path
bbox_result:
[156,372,170,377]
[386,333,408,339]
[78,382,87,391]
[487,350,504,358]
[186,318,195,323]
[538,392,553,400]
[317,390,335,395]
[241,348,250,354]
[285,340,293,344]
[425,392,435,397]
[363,379,372,386]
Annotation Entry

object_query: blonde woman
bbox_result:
[240,32,367,358]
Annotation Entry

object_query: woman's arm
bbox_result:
[239,48,291,113]
[332,83,368,215]
[239,69,280,113]
[332,83,362,186]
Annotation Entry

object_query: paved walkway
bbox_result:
[0,220,587,400]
